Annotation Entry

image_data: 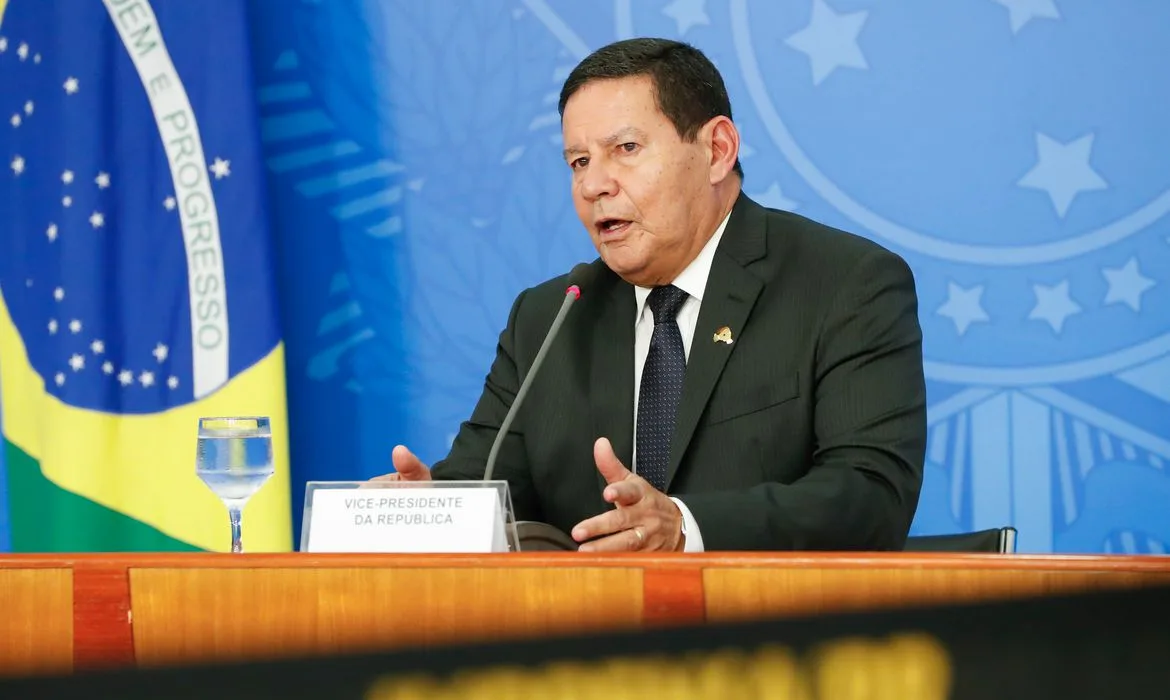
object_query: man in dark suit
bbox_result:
[374,38,926,552]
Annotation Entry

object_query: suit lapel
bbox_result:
[590,271,636,498]
[665,195,767,490]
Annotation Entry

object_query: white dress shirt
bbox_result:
[631,210,731,552]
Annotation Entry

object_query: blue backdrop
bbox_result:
[243,0,1169,554]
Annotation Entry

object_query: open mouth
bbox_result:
[596,218,632,236]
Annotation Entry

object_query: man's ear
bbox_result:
[705,116,740,184]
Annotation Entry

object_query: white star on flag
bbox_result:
[48,319,58,334]
[786,0,870,85]
[10,114,21,128]
[91,339,105,354]
[11,155,25,175]
[163,196,176,210]
[69,319,82,334]
[95,172,110,188]
[102,361,114,375]
[118,370,134,387]
[936,282,991,335]
[152,343,169,363]
[1102,258,1156,312]
[61,169,74,184]
[139,371,155,388]
[209,157,231,179]
[1029,280,1081,333]
[751,182,799,211]
[1018,132,1107,218]
[69,354,85,371]
[17,42,28,61]
[53,287,64,301]
[0,38,8,52]
[62,195,73,208]
[33,54,40,64]
[167,376,180,390]
[63,77,79,94]
[55,373,65,387]
[46,223,58,242]
[662,0,710,36]
[991,0,1061,34]
[24,101,34,115]
[89,211,105,228]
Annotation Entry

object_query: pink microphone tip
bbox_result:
[566,285,581,300]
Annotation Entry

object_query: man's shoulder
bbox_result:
[506,257,615,322]
[741,199,912,287]
[759,204,901,266]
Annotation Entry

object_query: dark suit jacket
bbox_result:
[431,192,926,551]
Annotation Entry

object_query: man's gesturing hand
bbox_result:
[364,445,432,484]
[571,438,684,552]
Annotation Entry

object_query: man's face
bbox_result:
[561,75,713,287]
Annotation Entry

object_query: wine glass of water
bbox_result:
[196,416,274,553]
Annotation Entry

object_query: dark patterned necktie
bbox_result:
[636,285,689,492]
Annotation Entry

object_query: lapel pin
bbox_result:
[713,326,734,345]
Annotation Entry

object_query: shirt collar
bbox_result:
[634,209,732,321]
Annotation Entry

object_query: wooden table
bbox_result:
[2,552,1169,677]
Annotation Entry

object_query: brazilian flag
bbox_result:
[0,0,291,552]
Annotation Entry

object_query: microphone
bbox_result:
[483,262,592,483]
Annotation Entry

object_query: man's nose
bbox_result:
[579,162,617,201]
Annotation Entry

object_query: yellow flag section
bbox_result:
[0,290,292,552]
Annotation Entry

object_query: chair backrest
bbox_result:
[904,527,1017,553]
[515,520,578,551]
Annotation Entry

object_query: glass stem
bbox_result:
[229,505,244,553]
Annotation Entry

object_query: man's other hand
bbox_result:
[571,438,684,552]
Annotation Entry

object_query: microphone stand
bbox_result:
[482,264,591,552]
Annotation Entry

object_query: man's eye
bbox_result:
[571,157,589,169]
[620,142,638,152]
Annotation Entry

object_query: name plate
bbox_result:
[302,483,511,553]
